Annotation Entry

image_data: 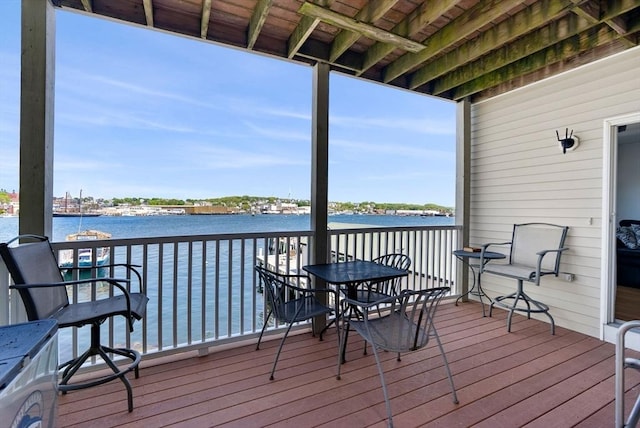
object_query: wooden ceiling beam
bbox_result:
[329,0,399,62]
[358,0,460,75]
[288,16,320,58]
[430,13,590,95]
[80,0,92,13]
[247,0,274,49]
[409,0,571,90]
[383,0,526,83]
[569,0,637,46]
[451,25,621,100]
[296,38,363,72]
[298,2,426,53]
[288,0,335,59]
[142,0,154,27]
[430,0,639,95]
[201,0,211,39]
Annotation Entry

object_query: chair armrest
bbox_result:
[100,263,144,293]
[11,277,137,330]
[11,277,133,301]
[535,247,568,257]
[283,281,340,316]
[533,247,569,278]
[480,241,511,270]
[342,293,398,310]
[481,241,511,252]
[284,281,338,298]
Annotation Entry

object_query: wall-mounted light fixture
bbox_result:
[556,128,579,154]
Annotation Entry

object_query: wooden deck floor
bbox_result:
[57,300,640,427]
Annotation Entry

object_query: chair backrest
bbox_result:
[510,223,568,272]
[371,253,411,294]
[376,287,449,352]
[255,266,301,322]
[0,235,69,320]
[373,253,411,270]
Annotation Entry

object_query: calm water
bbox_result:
[0,213,454,242]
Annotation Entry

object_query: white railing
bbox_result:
[1,225,462,366]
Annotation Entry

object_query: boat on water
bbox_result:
[53,212,101,218]
[58,229,111,270]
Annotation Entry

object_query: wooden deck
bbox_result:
[57,300,640,427]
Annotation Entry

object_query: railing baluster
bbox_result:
[214,239,220,340]
[201,241,207,344]
[158,243,164,351]
[4,224,462,368]
[173,241,178,348]
[227,239,233,338]
[142,243,149,353]
[187,241,193,345]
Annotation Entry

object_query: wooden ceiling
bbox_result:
[54,0,640,102]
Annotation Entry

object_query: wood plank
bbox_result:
[298,2,426,52]
[328,0,399,62]
[56,301,639,427]
[382,0,524,83]
[247,0,273,49]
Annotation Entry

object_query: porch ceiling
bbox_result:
[54,0,640,102]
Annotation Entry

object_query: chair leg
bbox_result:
[337,318,347,380]
[98,346,135,412]
[256,310,272,350]
[433,329,459,404]
[492,280,555,335]
[58,323,141,412]
[506,287,522,333]
[269,322,295,380]
[369,339,394,428]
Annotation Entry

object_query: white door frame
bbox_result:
[602,111,640,348]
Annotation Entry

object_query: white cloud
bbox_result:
[331,114,454,135]
[331,138,454,159]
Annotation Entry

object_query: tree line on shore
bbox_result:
[1,190,454,215]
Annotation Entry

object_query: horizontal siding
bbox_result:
[468,46,640,337]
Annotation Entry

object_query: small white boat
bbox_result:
[58,230,111,269]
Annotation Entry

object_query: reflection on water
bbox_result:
[0,213,453,243]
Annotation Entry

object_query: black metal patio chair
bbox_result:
[352,253,411,304]
[0,234,148,412]
[481,223,569,334]
[337,287,458,428]
[255,265,340,380]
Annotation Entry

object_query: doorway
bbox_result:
[614,121,640,321]
[603,112,640,347]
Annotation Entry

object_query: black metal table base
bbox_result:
[453,249,505,317]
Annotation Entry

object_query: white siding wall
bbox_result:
[469,46,640,338]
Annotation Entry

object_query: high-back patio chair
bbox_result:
[255,265,339,380]
[353,253,411,304]
[337,287,458,427]
[481,223,569,334]
[0,234,148,412]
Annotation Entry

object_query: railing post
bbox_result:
[310,61,330,334]
[455,98,471,298]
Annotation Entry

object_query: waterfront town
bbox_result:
[0,190,453,217]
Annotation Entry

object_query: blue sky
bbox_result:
[0,1,456,206]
